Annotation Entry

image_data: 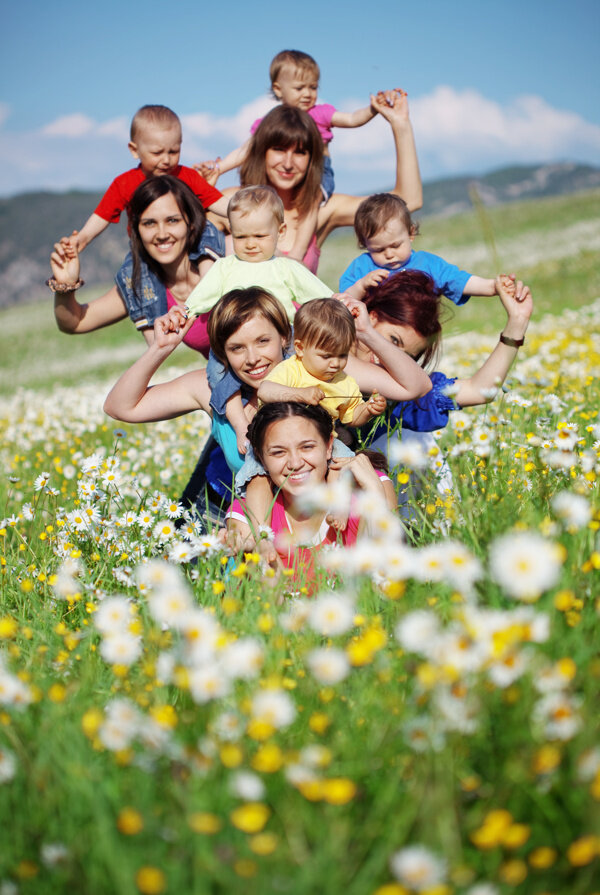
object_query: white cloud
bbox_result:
[0,87,598,196]
[182,95,276,144]
[97,116,129,140]
[333,86,600,178]
[42,114,96,138]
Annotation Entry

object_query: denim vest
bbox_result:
[115,221,226,329]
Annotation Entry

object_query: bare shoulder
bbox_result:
[316,193,362,245]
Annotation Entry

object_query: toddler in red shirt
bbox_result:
[54,105,230,332]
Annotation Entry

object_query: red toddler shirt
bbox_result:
[94,165,223,223]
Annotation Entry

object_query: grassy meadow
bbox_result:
[0,190,599,894]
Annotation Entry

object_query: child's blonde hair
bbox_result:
[269,50,320,93]
[354,193,420,248]
[294,298,356,356]
[130,105,181,141]
[227,186,284,226]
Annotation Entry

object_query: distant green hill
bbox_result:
[1,162,598,309]
[422,162,600,217]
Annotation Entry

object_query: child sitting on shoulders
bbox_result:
[238,299,386,538]
[53,105,230,332]
[257,298,386,427]
[183,186,334,454]
[197,49,379,262]
[339,193,507,306]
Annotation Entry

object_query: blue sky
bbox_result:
[1,0,599,197]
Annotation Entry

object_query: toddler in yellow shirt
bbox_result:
[237,299,386,543]
[257,298,386,425]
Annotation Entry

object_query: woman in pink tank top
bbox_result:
[210,90,422,276]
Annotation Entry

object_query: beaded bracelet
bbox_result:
[46,277,85,293]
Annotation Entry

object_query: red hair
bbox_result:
[363,270,443,368]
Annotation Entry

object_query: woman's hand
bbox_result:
[153,310,194,350]
[371,88,409,123]
[496,275,533,335]
[194,159,221,186]
[340,295,373,338]
[329,453,382,491]
[50,232,81,284]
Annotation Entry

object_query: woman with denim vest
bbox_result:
[49,176,224,358]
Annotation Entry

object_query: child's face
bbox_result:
[272,68,318,111]
[128,124,182,176]
[295,340,349,382]
[229,207,286,263]
[364,218,415,269]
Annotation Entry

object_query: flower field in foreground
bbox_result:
[0,300,599,895]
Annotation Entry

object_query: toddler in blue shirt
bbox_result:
[339,193,501,305]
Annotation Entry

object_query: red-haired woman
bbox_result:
[342,269,533,476]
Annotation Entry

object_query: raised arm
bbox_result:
[343,298,432,401]
[103,314,212,423]
[330,104,377,129]
[316,89,422,244]
[374,89,422,211]
[453,278,533,407]
[50,236,128,333]
[195,138,252,183]
[73,214,109,252]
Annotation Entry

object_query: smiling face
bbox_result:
[224,314,287,389]
[364,218,415,269]
[260,417,333,498]
[128,123,182,176]
[265,143,310,192]
[229,206,286,263]
[272,68,319,111]
[368,312,429,361]
[294,340,349,382]
[137,192,189,267]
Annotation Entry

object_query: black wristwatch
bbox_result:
[499,333,524,348]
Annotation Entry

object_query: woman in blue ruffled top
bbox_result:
[342,269,532,502]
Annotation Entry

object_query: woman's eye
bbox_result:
[390,336,399,346]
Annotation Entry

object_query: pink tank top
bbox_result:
[282,232,321,275]
[166,290,211,358]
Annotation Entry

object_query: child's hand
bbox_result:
[497,274,517,298]
[366,392,387,416]
[298,386,326,405]
[153,310,194,349]
[165,305,190,334]
[50,232,80,283]
[497,273,530,303]
[371,88,409,122]
[194,158,221,186]
[362,270,390,290]
[495,276,533,323]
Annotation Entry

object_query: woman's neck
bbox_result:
[282,494,325,535]
[162,255,199,302]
